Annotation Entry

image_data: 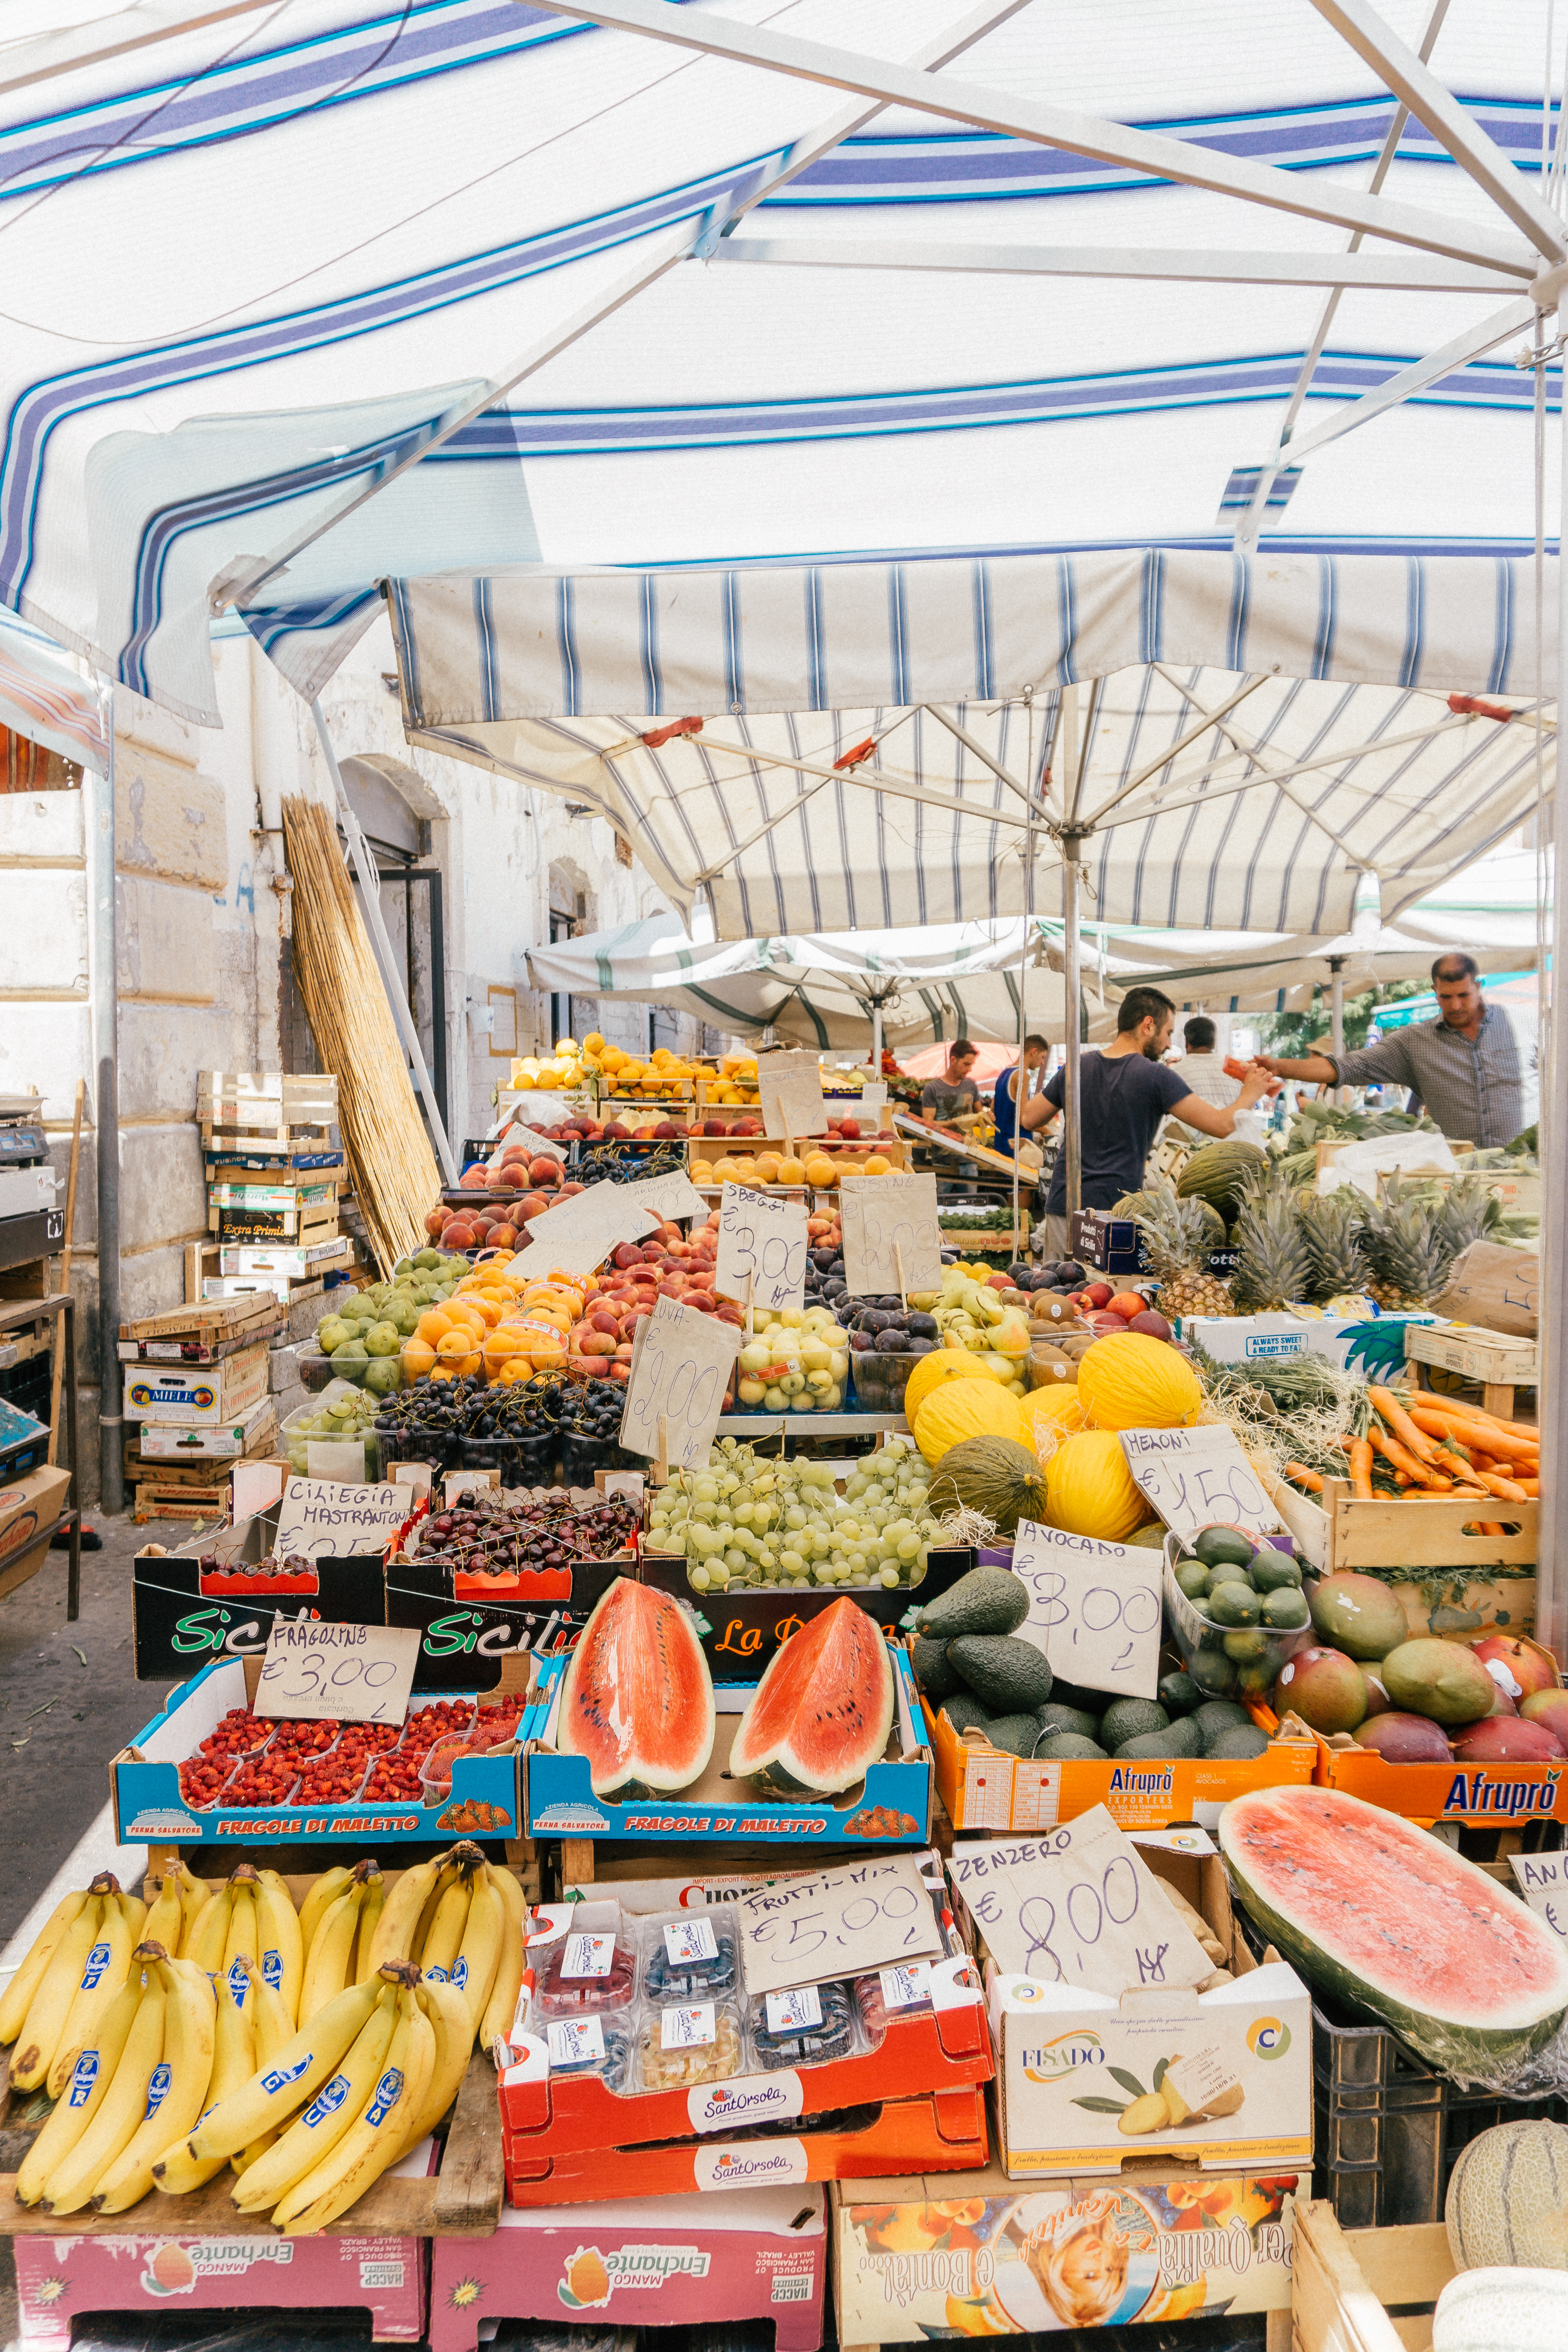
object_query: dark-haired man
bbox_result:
[1256,954,1526,1148]
[994,1033,1053,1158]
[920,1039,981,1138]
[1170,1013,1240,1143]
[1038,987,1272,1254]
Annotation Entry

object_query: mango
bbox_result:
[1381,1637,1497,1726]
[1273,1646,1367,1735]
[1309,1572,1409,1661]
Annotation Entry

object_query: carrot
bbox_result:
[1348,1437,1374,1500]
[1369,1385,1439,1462]
[1476,1521,1505,1537]
[1515,1479,1540,1495]
[1283,1463,1324,1493]
[1392,1469,1413,1488]
[1408,1406,1539,1463]
[1368,1427,1448,1488]
[1476,1469,1530,1503]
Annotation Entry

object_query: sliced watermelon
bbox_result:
[557,1577,715,1798]
[729,1599,895,1797]
[1221,1785,1568,2076]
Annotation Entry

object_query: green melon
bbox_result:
[1446,2120,1568,2270]
[1177,1138,1269,1224]
[927,1436,1047,1535]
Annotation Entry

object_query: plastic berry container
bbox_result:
[401,1698,477,1757]
[637,2002,742,2092]
[748,1978,857,2072]
[542,2015,634,2091]
[364,1751,428,1803]
[639,1911,737,2004]
[293,1750,371,1806]
[266,1717,339,1762]
[222,1753,302,1809]
[177,1755,236,1811]
[533,1924,638,2021]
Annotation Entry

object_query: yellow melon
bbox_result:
[904,1349,991,1425]
[1076,1331,1202,1431]
[1044,1429,1153,1540]
[1019,1385,1085,1441]
[912,1379,1025,1465]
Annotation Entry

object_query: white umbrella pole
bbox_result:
[1538,294,1568,1664]
[871,1002,882,1075]
[1060,684,1084,1223]
[1328,954,1346,1104]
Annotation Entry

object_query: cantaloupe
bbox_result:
[1044,1429,1153,1540]
[1076,1330,1202,1431]
[1447,2121,1568,2272]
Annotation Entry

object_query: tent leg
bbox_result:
[1328,953,1346,1105]
[1537,298,1568,1664]
[1062,835,1084,1223]
[871,1004,882,1075]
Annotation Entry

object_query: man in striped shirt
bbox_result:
[1255,955,1529,1150]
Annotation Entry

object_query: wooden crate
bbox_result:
[938,1222,1030,1254]
[1291,2200,1454,2352]
[1405,1319,1537,1421]
[1272,1473,1536,1581]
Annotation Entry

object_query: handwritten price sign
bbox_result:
[254,1619,421,1724]
[839,1172,942,1297]
[1510,1855,1568,1944]
[1010,1520,1162,1700]
[1119,1424,1281,1548]
[757,1052,827,1140]
[619,1168,707,1225]
[524,1187,659,1259]
[621,1294,744,1471]
[715,1182,808,1314]
[949,1807,1212,1994]
[735,1852,943,1997]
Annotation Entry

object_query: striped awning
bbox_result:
[0,613,106,778]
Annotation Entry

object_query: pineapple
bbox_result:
[1434,1174,1502,1267]
[1231,1178,1311,1312]
[1360,1185,1450,1308]
[1131,1180,1234,1320]
[1298,1191,1370,1311]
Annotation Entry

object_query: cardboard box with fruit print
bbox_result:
[830,2165,1306,2339]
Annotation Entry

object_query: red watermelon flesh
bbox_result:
[1221,1785,1568,2074]
[729,1598,895,1796]
[557,1577,715,1798]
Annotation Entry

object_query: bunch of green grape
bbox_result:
[284,1382,381,1477]
[647,1433,939,1592]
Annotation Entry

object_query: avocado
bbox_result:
[1192,1699,1250,1751]
[1188,1647,1238,1695]
[1038,1701,1102,1742]
[912,1637,961,1699]
[1207,1581,1260,1628]
[1158,1671,1203,1716]
[985,1712,1044,1758]
[938,1695,993,1738]
[1115,1717,1202,1761]
[1262,1588,1311,1631]
[1100,1697,1169,1749]
[1208,1724,1270,1760]
[948,1635,1053,1715]
[916,1566,1029,1640]
[1174,1559,1212,1601]
[1033,1730,1109,1761]
[1249,1548,1303,1593]
[1192,1526,1256,1572]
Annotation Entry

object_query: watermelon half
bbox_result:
[1221,1786,1568,2076]
[729,1598,895,1797]
[557,1577,715,1798]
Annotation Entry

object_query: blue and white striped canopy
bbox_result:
[3,0,1566,723]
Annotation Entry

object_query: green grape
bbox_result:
[723,1548,747,1573]
[690,1565,711,1590]
[779,1550,805,1577]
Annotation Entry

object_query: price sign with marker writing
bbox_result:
[735,1852,943,1998]
[254,1619,420,1725]
[1010,1519,1162,1700]
[621,1293,744,1472]
[1510,1855,1568,1944]
[949,1808,1212,1993]
[839,1172,942,1298]
[1119,1424,1281,1549]
[715,1181,808,1314]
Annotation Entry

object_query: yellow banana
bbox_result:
[297,1866,354,1956]
[142,1875,185,1960]
[15,1974,143,2206]
[94,1956,217,2212]
[365,1854,445,1974]
[112,1887,148,1942]
[42,1970,166,2216]
[482,1865,527,2049]
[411,1860,461,1965]
[417,1876,470,1983]
[300,1882,365,2022]
[275,1982,431,2233]
[223,1873,260,1976]
[150,1964,254,2193]
[255,1869,304,2024]
[450,1874,501,2034]
[186,1881,235,1975]
[46,1885,136,2099]
[353,1870,385,1985]
[246,1956,298,2069]
[174,1861,214,1957]
[0,1887,93,2045]
[9,1893,108,2093]
[152,1975,381,2181]
[392,1974,472,2160]
[230,1984,398,2212]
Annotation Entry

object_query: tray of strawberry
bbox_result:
[401,1697,476,1755]
[221,1749,301,1808]
[193,1706,274,1764]
[177,1754,238,1810]
[265,1716,339,1762]
[363,1748,430,1802]
[331,1719,402,1767]
[294,1748,371,1805]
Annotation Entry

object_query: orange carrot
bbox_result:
[1476,1521,1505,1537]
[1408,1406,1539,1463]
[1368,1427,1448,1487]
[1476,1469,1529,1503]
[1369,1385,1439,1462]
[1348,1437,1374,1500]
[1392,1469,1413,1488]
[1283,1463,1324,1493]
[1515,1479,1540,1495]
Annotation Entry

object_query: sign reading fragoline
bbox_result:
[1009,1520,1162,1701]
[1118,1423,1281,1549]
[254,1619,421,1725]
[621,1294,744,1471]
[715,1182,808,1315]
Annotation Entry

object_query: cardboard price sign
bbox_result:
[1510,1855,1568,1943]
[1119,1424,1281,1548]
[839,1172,942,1298]
[254,1619,421,1724]
[1010,1520,1162,1700]
[274,1475,413,1560]
[619,1168,707,1225]
[757,1054,826,1140]
[715,1182,808,1314]
[949,1808,1212,1993]
[523,1186,659,1259]
[735,1851,944,1998]
[494,1123,565,1167]
[621,1293,744,1471]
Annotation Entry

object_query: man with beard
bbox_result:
[1037,986,1272,1256]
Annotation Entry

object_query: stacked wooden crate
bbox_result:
[120,1295,287,1523]
[191,1072,356,1307]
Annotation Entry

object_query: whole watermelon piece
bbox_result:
[1221,1784,1568,2076]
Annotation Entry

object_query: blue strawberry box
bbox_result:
[522,1644,931,1849]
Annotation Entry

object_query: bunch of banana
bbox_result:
[362,1840,525,2047]
[0,1873,149,2097]
[15,1940,216,2216]
[185,1864,303,2026]
[154,1960,472,2234]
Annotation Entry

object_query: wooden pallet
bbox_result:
[1291,2199,1450,2352]
[200,1120,333,1152]
[133,1482,232,1525]
[1405,1318,1537,1421]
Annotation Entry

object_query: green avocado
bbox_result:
[1262,1588,1311,1630]
[1192,1699,1251,1751]
[948,1635,1054,1715]
[1207,1581,1261,1628]
[1038,1701,1102,1742]
[984,1712,1044,1758]
[1208,1724,1270,1760]
[1249,1548,1303,1593]
[938,1695,993,1739]
[1115,1717,1202,1761]
[916,1566,1029,1641]
[1033,1730,1109,1761]
[1158,1671,1203,1716]
[1188,1647,1238,1695]
[1192,1526,1256,1572]
[1100,1697,1169,1749]
[913,1637,961,1699]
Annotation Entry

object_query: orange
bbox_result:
[416,1307,455,1345]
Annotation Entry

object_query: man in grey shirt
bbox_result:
[1256,954,1528,1149]
[920,1040,981,1134]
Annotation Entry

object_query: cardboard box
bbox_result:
[951,1840,1312,2180]
[123,1340,270,1427]
[429,2183,826,2352]
[220,1236,352,1277]
[0,1163,56,1219]
[526,1645,932,1847]
[0,1461,72,1576]
[831,2165,1306,2338]
[1069,1209,1238,1285]
[387,1543,629,1693]
[111,1655,522,1846]
[133,1397,276,1461]
[1309,1722,1568,1823]
[1172,1310,1434,1368]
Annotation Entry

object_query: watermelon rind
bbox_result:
[729,1598,895,1797]
[557,1577,715,1798]
[1220,1786,1568,2080]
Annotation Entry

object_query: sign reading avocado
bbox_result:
[950,1806,1212,1993]
[1010,1521,1162,1700]
[1509,1854,1568,1944]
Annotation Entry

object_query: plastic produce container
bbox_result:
[281,1381,383,1480]
[849,1349,917,1412]
[458,1429,557,1486]
[1161,1532,1311,1706]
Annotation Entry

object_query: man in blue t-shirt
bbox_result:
[993,1033,1052,1156]
[1038,987,1272,1256]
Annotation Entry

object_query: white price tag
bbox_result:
[663,1918,719,1964]
[878,1961,933,2011]
[619,1169,708,1225]
[1510,1855,1568,1943]
[546,2017,606,2067]
[757,1054,826,1140]
[860,1083,889,1115]
[273,1474,412,1561]
[735,1852,943,1999]
[1010,1520,1163,1700]
[494,1124,566,1169]
[524,1186,659,1262]
[621,1294,744,1472]
[764,1985,823,2034]
[838,1172,943,1297]
[715,1183,808,1314]
[561,1933,615,1978]
[660,2002,717,2049]
[949,1808,1213,1994]
[253,1619,420,1726]
[1119,1424,1282,1549]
